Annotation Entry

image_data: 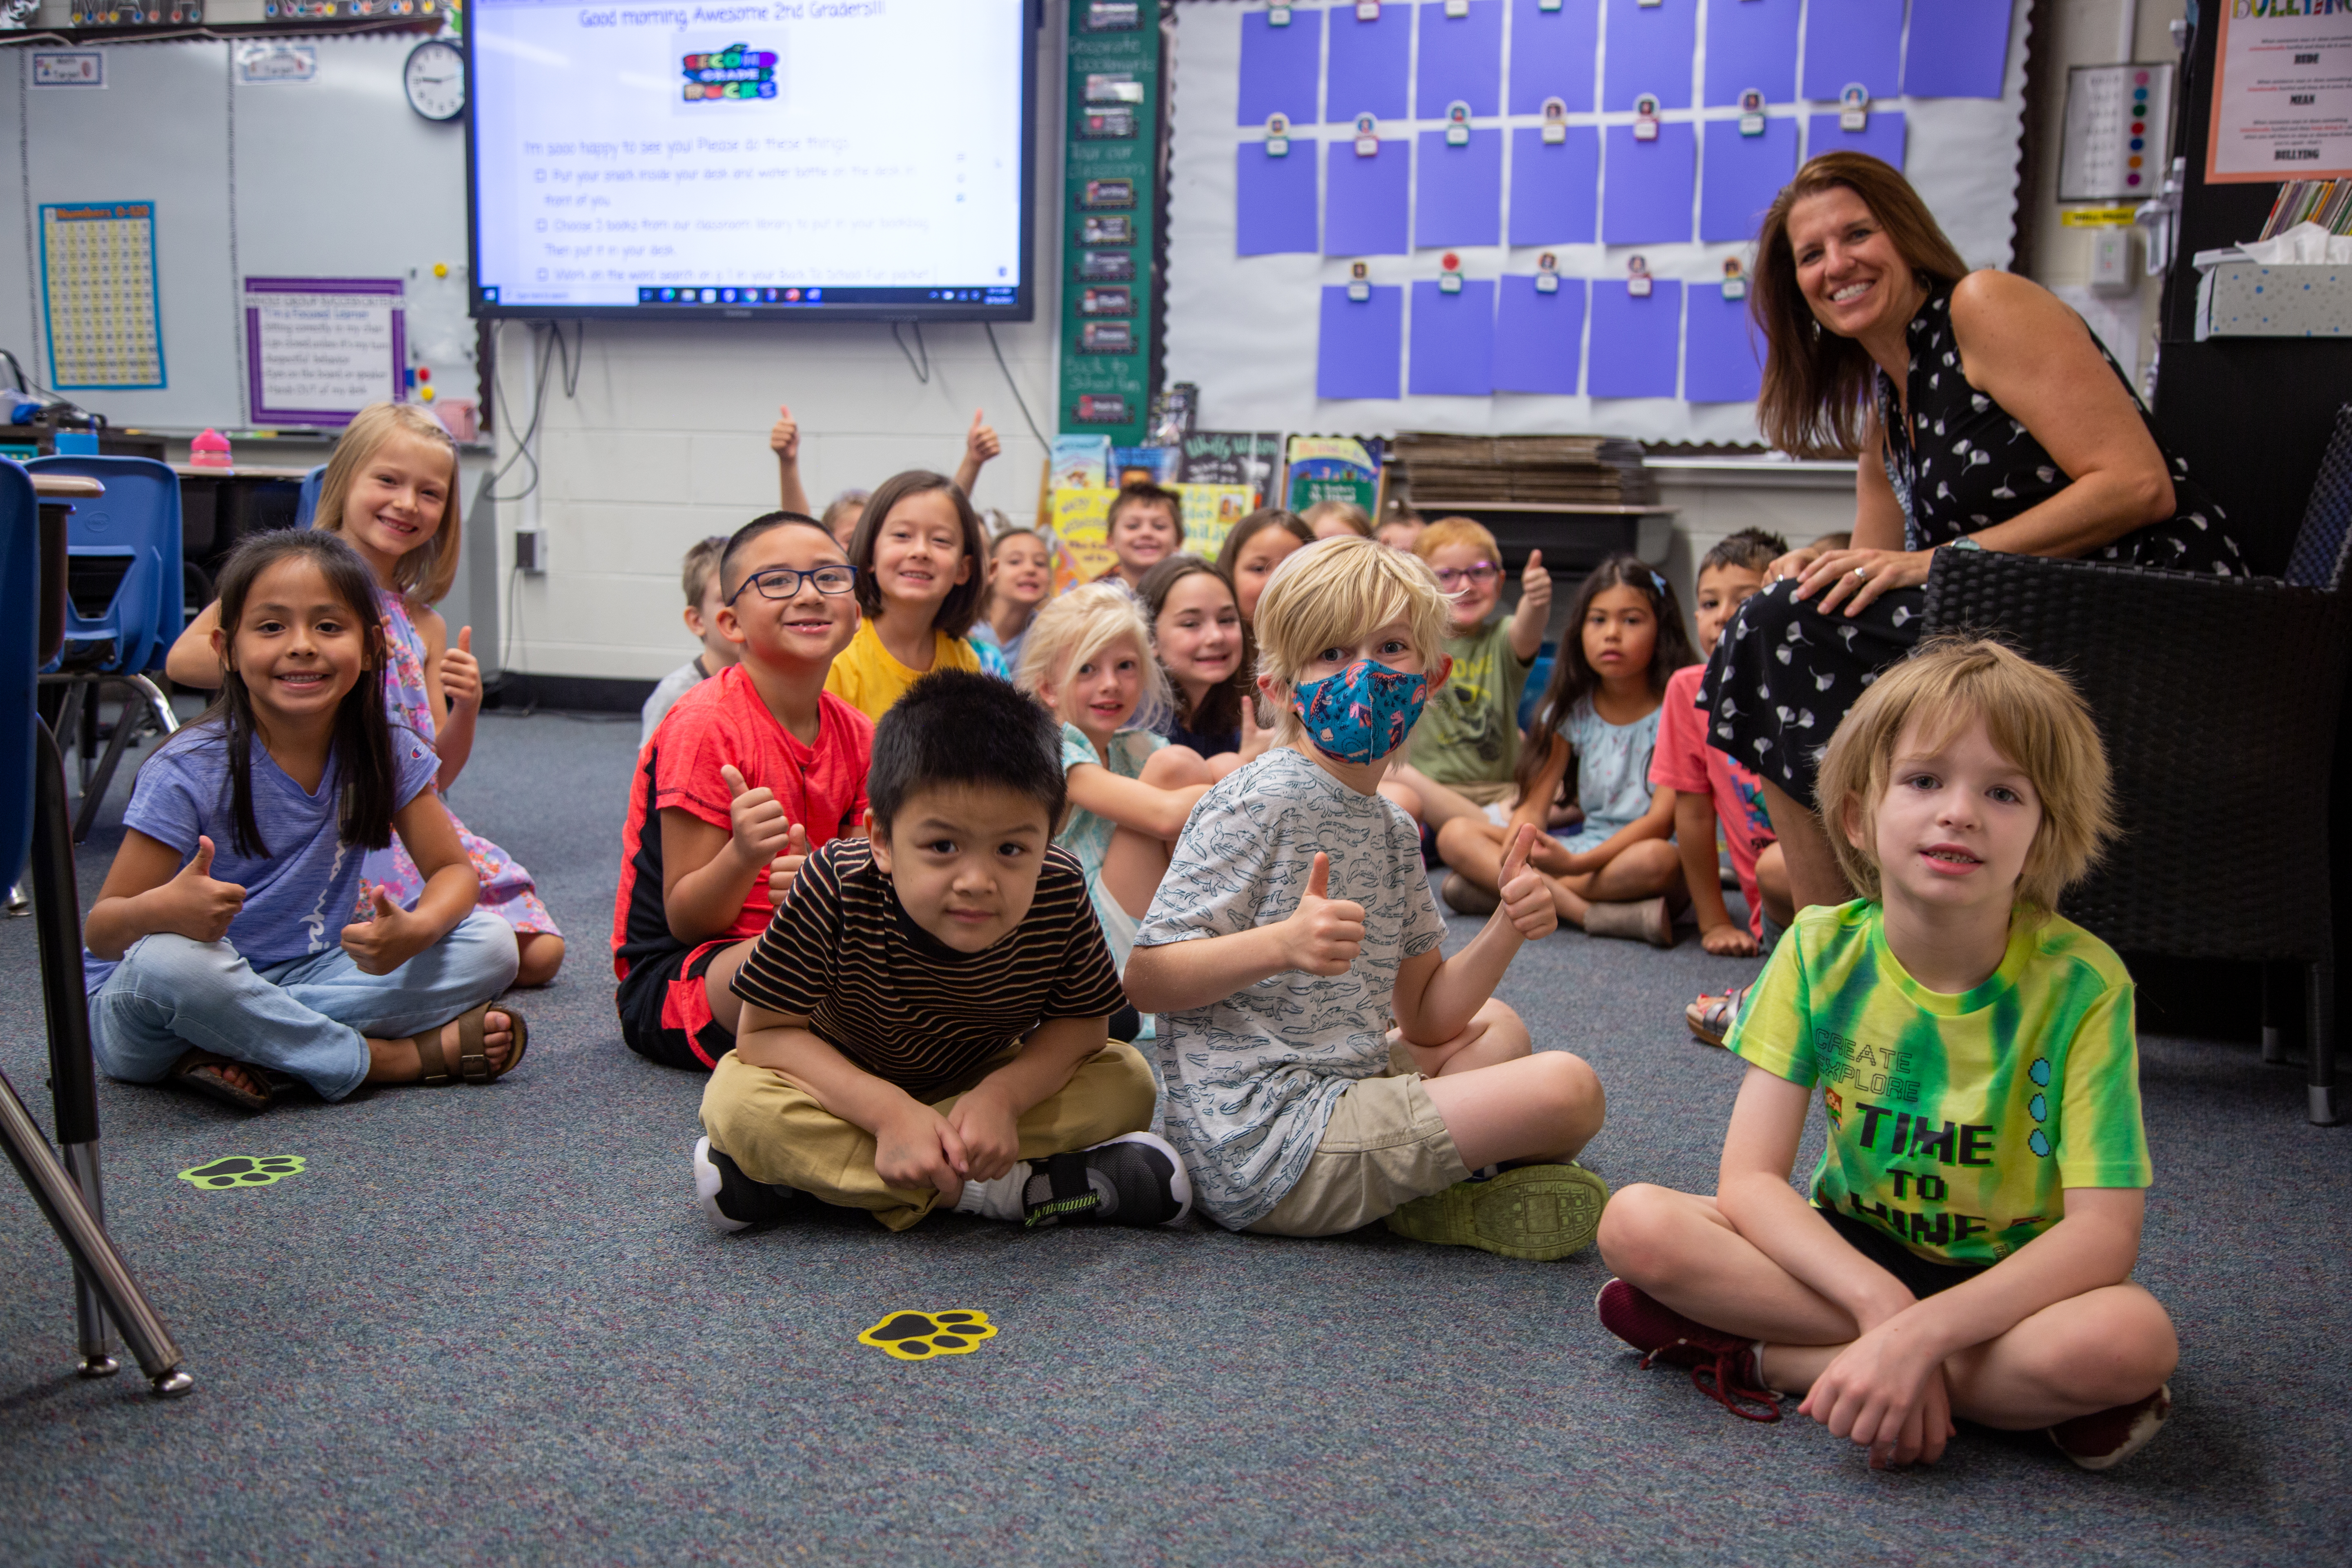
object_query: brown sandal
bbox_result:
[410,1002,529,1086]
[168,1048,273,1113]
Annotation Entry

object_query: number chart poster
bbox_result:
[39,200,166,391]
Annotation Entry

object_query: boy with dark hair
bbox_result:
[613,512,871,1072]
[1102,482,1184,590]
[693,670,1187,1233]
[641,535,740,746]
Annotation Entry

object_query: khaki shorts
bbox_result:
[1248,1070,1470,1238]
[1449,779,1518,808]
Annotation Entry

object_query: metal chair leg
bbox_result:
[2310,959,2341,1126]
[124,672,178,738]
[4,882,25,918]
[72,684,146,843]
[2263,961,2290,1065]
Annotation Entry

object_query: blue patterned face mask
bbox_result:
[1292,659,1430,766]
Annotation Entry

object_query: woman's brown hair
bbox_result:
[848,470,989,639]
[1751,152,1971,459]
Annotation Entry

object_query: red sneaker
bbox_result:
[1595,1278,1782,1422]
[2049,1385,2172,1470]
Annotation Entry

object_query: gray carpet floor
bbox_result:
[0,707,2345,1566]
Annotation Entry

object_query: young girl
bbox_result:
[167,403,566,987]
[1436,555,1695,945]
[86,531,524,1114]
[1016,581,1217,973]
[1139,554,1254,772]
[824,469,988,721]
[971,525,1053,681]
[1215,508,1313,626]
[1596,638,2177,1473]
[1300,499,1375,541]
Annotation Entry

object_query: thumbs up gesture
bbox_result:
[1281,851,1367,977]
[965,410,1001,468]
[1519,548,1552,621]
[1235,692,1273,766]
[1495,822,1558,942]
[161,835,245,944]
[440,624,481,710]
[768,404,800,463]
[767,821,810,902]
[341,885,427,976]
[720,763,795,875]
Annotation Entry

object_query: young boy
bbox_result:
[693,670,1184,1232]
[1596,638,2178,1472]
[1102,482,1183,590]
[1124,536,1606,1256]
[1652,530,1792,998]
[1389,518,1551,839]
[640,536,741,746]
[613,512,871,1072]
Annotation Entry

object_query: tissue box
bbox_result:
[2196,262,2352,341]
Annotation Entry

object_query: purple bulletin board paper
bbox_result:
[1238,7,1323,127]
[1509,125,1598,245]
[1409,278,1497,396]
[1602,0,1696,111]
[1493,274,1586,395]
[1508,0,1597,115]
[1318,283,1404,401]
[1699,118,1799,243]
[1802,0,1903,102]
[1684,284,1765,403]
[1325,139,1411,256]
[1415,0,1503,118]
[243,276,404,428]
[1237,143,1320,256]
[1903,0,2013,101]
[1601,121,1695,246]
[1805,110,1906,172]
[1703,0,1799,107]
[1415,129,1502,248]
[1588,278,1681,400]
[1326,1,1410,123]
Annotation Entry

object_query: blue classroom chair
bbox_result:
[294,463,327,530]
[26,455,184,841]
[0,461,36,894]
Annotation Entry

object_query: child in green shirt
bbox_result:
[1594,637,2178,1473]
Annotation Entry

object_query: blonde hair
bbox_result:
[1015,579,1173,734]
[1254,535,1452,747]
[681,535,726,606]
[1815,635,2115,918]
[1412,514,1501,564]
[312,402,463,603]
[1300,499,1374,538]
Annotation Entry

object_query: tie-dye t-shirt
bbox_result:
[1725,899,2150,1268]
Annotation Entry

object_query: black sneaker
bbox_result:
[1022,1131,1192,1228]
[693,1136,802,1233]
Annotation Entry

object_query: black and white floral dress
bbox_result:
[1699,276,2248,808]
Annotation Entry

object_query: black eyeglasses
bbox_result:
[726,564,859,605]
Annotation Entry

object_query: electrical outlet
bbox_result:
[2090,229,2136,296]
[515,529,547,573]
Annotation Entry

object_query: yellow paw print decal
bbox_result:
[857,1309,997,1361]
[178,1155,306,1190]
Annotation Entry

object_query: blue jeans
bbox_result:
[89,913,520,1101]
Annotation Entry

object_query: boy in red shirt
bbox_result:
[1649,529,1794,1043]
[613,512,873,1070]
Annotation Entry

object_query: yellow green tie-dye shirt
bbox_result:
[1725,900,2151,1268]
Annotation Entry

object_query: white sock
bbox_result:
[951,1162,1032,1221]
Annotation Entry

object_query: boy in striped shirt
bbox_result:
[693,670,1189,1233]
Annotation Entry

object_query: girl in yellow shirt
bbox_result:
[824,470,990,721]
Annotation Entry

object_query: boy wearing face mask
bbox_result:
[1123,538,1608,1257]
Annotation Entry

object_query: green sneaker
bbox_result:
[1383,1163,1609,1261]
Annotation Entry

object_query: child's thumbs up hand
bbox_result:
[768,404,800,462]
[1519,548,1552,619]
[163,834,245,943]
[1496,822,1558,941]
[340,886,422,976]
[966,410,1001,465]
[767,821,809,901]
[1236,693,1273,765]
[440,624,481,710]
[720,763,791,869]
[1282,851,1366,977]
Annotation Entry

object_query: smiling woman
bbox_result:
[1704,153,2248,913]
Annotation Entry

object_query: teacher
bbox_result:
[1703,152,2247,911]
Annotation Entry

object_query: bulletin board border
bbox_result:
[242,274,407,429]
[38,198,168,393]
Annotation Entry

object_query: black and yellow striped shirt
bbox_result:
[729,838,1128,1098]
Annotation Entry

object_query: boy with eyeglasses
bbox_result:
[1389,517,1554,839]
[612,512,874,1071]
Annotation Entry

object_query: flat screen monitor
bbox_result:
[467,0,1036,320]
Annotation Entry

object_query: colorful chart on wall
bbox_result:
[1166,0,2032,445]
[39,200,166,391]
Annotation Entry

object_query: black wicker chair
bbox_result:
[1920,406,2352,1126]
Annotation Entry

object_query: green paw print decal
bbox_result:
[857,1309,997,1361]
[178,1155,306,1191]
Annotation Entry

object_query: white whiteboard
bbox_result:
[1162,0,2034,445]
[1,33,470,431]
